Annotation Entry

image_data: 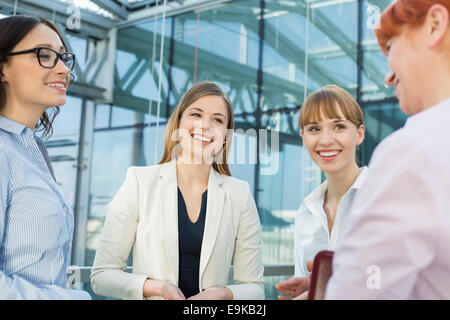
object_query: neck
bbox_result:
[324,161,362,201]
[176,156,212,187]
[1,98,46,130]
[421,60,450,111]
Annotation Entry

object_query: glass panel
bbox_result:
[228,128,257,196]
[360,101,408,165]
[361,0,395,101]
[94,104,111,129]
[115,17,173,119]
[46,96,82,209]
[262,0,359,112]
[111,105,141,127]
[171,0,261,114]
[65,34,88,70]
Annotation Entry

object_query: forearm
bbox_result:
[0,273,91,300]
[226,281,265,300]
[90,268,148,300]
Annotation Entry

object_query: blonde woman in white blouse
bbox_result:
[91,81,264,300]
[276,84,367,299]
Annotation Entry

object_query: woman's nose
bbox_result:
[193,116,211,131]
[53,58,70,77]
[318,129,334,145]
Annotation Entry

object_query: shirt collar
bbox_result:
[0,115,33,135]
[349,166,369,192]
[303,179,328,208]
[303,166,369,213]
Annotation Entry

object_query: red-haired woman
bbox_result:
[326,0,450,299]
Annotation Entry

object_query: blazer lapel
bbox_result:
[199,168,225,282]
[159,159,179,284]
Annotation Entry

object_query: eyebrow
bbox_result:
[305,119,348,125]
[188,107,227,119]
[35,44,66,52]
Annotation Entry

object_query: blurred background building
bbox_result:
[0,0,405,299]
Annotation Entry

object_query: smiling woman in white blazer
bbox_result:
[90,81,264,300]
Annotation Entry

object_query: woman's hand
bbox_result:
[275,260,313,300]
[276,277,310,300]
[143,279,186,300]
[187,287,233,300]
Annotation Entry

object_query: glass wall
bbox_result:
[360,100,408,165]
[46,96,83,209]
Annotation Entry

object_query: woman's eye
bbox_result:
[191,113,201,118]
[308,127,319,132]
[214,118,224,124]
[335,124,346,130]
[39,54,51,61]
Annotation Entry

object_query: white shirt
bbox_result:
[294,167,369,277]
[326,97,450,300]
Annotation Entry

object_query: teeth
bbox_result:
[193,134,211,142]
[46,83,65,88]
[319,151,339,157]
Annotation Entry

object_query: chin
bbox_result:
[399,102,415,115]
[318,161,345,174]
[55,98,67,106]
[42,96,65,106]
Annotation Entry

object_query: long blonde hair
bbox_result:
[159,81,235,176]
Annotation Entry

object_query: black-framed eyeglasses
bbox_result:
[7,47,76,71]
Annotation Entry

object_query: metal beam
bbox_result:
[0,0,115,39]
[115,26,319,120]
[219,1,388,95]
[118,0,233,29]
[92,0,128,19]
[68,82,106,100]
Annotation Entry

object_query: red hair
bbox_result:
[375,0,450,54]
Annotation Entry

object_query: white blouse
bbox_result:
[294,167,369,277]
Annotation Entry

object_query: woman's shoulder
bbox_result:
[0,142,7,160]
[126,163,169,181]
[0,137,11,165]
[220,174,251,194]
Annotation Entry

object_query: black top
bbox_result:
[177,187,208,298]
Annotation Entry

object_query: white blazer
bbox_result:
[90,159,264,300]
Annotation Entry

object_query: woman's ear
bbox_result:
[300,128,306,146]
[1,63,10,83]
[356,124,366,146]
[426,3,450,49]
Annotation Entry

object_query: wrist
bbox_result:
[143,279,164,298]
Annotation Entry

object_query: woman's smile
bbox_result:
[317,149,341,162]
[191,133,213,145]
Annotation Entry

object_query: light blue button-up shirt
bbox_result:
[0,115,90,299]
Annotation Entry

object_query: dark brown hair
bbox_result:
[0,15,70,139]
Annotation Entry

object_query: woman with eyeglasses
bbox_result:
[0,15,89,299]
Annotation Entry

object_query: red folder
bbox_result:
[308,250,334,300]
